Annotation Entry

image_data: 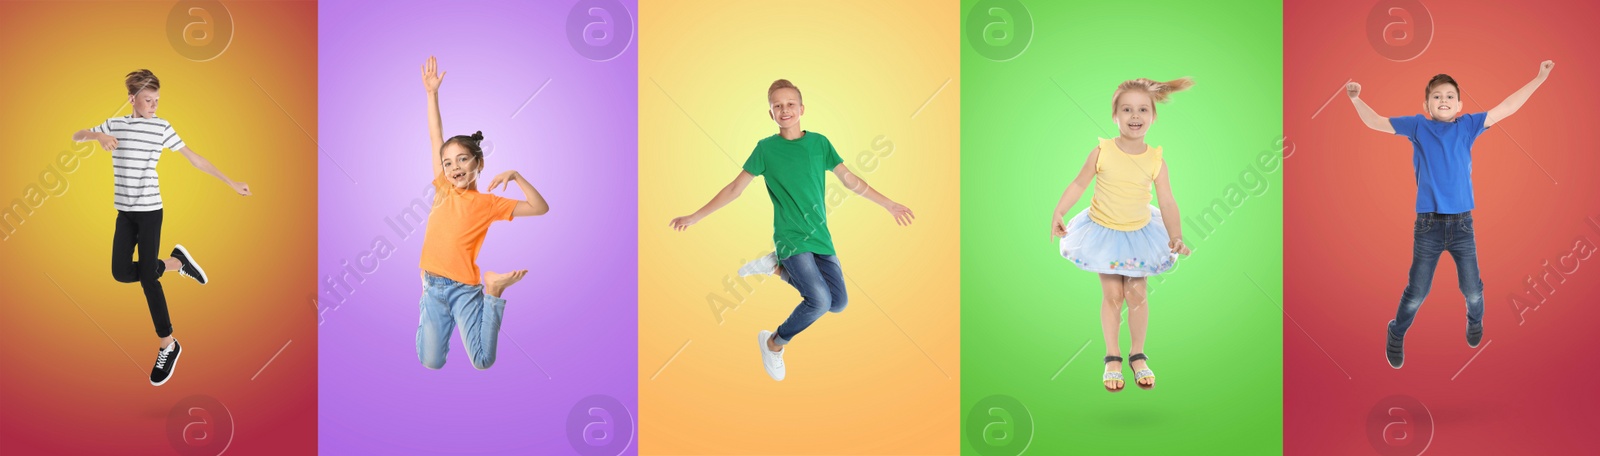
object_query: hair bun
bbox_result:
[470,131,484,141]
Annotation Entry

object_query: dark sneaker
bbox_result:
[1467,322,1483,348]
[151,340,182,386]
[1386,326,1404,369]
[171,244,207,285]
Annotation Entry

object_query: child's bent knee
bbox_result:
[801,289,833,311]
[828,293,848,313]
[112,268,137,284]
[472,356,496,370]
[420,357,445,370]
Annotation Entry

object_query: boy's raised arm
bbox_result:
[1486,60,1553,127]
[422,56,447,178]
[1346,82,1396,134]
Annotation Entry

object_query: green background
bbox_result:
[959,0,1283,454]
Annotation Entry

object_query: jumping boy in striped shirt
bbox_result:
[71,69,251,386]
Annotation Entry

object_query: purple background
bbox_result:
[316,1,637,454]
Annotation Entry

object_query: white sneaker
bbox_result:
[738,252,779,277]
[758,330,786,381]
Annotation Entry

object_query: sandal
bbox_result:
[1129,353,1155,390]
[1103,355,1125,392]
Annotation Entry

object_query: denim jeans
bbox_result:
[417,272,507,370]
[1389,212,1484,338]
[773,252,847,345]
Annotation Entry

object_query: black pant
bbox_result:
[111,209,170,337]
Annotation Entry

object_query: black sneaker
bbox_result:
[171,244,208,285]
[151,340,182,386]
[1467,322,1483,348]
[1386,326,1405,369]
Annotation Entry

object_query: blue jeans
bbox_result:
[773,252,847,345]
[417,272,507,370]
[1389,212,1484,338]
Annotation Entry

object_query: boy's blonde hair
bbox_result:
[126,69,160,95]
[768,79,802,104]
[1112,77,1194,114]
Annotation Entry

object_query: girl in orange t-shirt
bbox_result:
[415,56,550,370]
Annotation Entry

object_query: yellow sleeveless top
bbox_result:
[1088,138,1164,231]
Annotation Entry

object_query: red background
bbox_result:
[1286,0,1600,454]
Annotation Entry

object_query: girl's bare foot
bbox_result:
[484,270,526,298]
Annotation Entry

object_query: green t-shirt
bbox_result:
[742,131,844,260]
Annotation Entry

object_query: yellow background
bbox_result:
[638,1,960,453]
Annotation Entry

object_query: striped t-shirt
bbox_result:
[88,116,185,211]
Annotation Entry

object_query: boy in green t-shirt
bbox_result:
[670,79,915,381]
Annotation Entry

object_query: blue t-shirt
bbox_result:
[1389,112,1488,214]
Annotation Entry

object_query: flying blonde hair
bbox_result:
[1111,77,1194,114]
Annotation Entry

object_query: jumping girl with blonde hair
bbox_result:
[1051,77,1194,392]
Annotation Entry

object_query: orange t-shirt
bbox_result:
[418,174,518,285]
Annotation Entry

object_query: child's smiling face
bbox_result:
[440,143,481,189]
[768,87,803,129]
[1425,83,1461,121]
[130,89,160,118]
[1114,90,1155,139]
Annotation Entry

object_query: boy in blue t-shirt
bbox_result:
[1346,60,1554,369]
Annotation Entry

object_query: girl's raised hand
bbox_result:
[1538,60,1555,78]
[421,56,446,92]
[486,170,519,193]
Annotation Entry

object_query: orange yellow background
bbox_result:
[0,1,316,454]
[637,1,960,453]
